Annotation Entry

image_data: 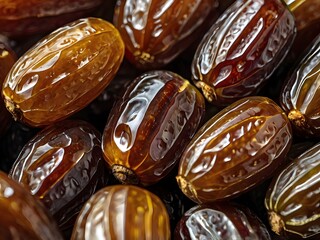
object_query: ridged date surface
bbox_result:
[102,71,205,186]
[192,0,296,106]
[0,0,103,37]
[176,96,292,203]
[2,17,124,127]
[174,203,271,240]
[114,0,219,69]
[0,171,63,240]
[265,143,320,239]
[280,35,320,137]
[71,185,170,240]
[9,120,105,229]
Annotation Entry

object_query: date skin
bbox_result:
[280,34,320,137]
[0,171,63,240]
[9,120,106,230]
[0,0,103,37]
[114,0,219,69]
[176,96,292,203]
[265,142,320,239]
[174,203,271,240]
[102,70,205,186]
[71,185,171,240]
[2,17,124,127]
[192,0,296,106]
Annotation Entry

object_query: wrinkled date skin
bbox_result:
[192,0,296,106]
[114,0,219,69]
[176,96,292,203]
[9,120,106,230]
[71,185,171,240]
[280,35,320,137]
[2,17,124,127]
[174,203,271,240]
[0,0,103,37]
[265,143,320,239]
[0,171,63,240]
[102,70,205,186]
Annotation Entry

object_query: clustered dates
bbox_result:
[0,0,320,240]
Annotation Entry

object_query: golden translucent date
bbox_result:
[102,71,205,186]
[176,96,292,203]
[265,143,320,239]
[0,171,63,240]
[280,35,320,137]
[114,0,219,69]
[0,0,103,37]
[71,185,170,240]
[192,0,296,106]
[2,17,124,127]
[9,120,105,229]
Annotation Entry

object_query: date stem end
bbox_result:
[176,175,198,203]
[112,164,139,185]
[288,109,306,128]
[4,97,21,122]
[269,211,284,235]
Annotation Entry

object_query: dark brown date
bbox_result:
[71,185,170,240]
[192,0,296,106]
[175,203,271,239]
[9,120,106,230]
[176,96,292,203]
[102,70,205,186]
[265,142,320,239]
[0,171,63,239]
[114,0,219,69]
[0,0,103,37]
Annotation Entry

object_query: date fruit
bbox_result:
[114,0,219,69]
[2,17,124,127]
[9,120,106,229]
[71,185,170,240]
[0,0,103,37]
[102,70,205,186]
[265,142,320,239]
[192,0,296,106]
[174,203,271,239]
[176,96,292,203]
[0,171,63,240]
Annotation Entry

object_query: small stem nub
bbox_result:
[112,164,139,185]
[269,211,285,235]
[176,175,198,203]
[4,97,21,122]
[288,109,306,128]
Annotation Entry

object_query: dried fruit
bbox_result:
[177,96,292,203]
[0,171,63,239]
[102,70,205,186]
[114,0,219,69]
[192,0,296,106]
[265,142,320,239]
[2,17,124,127]
[9,120,106,229]
[71,185,171,240]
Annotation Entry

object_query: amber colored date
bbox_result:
[0,0,103,37]
[175,203,271,239]
[192,0,296,106]
[102,70,205,186]
[71,185,170,240]
[0,171,63,239]
[2,17,124,127]
[114,0,219,69]
[9,120,106,229]
[176,96,292,203]
[265,143,320,239]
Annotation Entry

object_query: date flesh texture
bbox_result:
[102,70,205,186]
[71,185,170,240]
[0,171,63,240]
[9,120,106,230]
[114,0,219,69]
[265,142,320,239]
[2,17,124,127]
[176,96,292,203]
[0,0,103,37]
[192,0,296,106]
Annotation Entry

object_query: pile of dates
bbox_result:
[1,0,320,239]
